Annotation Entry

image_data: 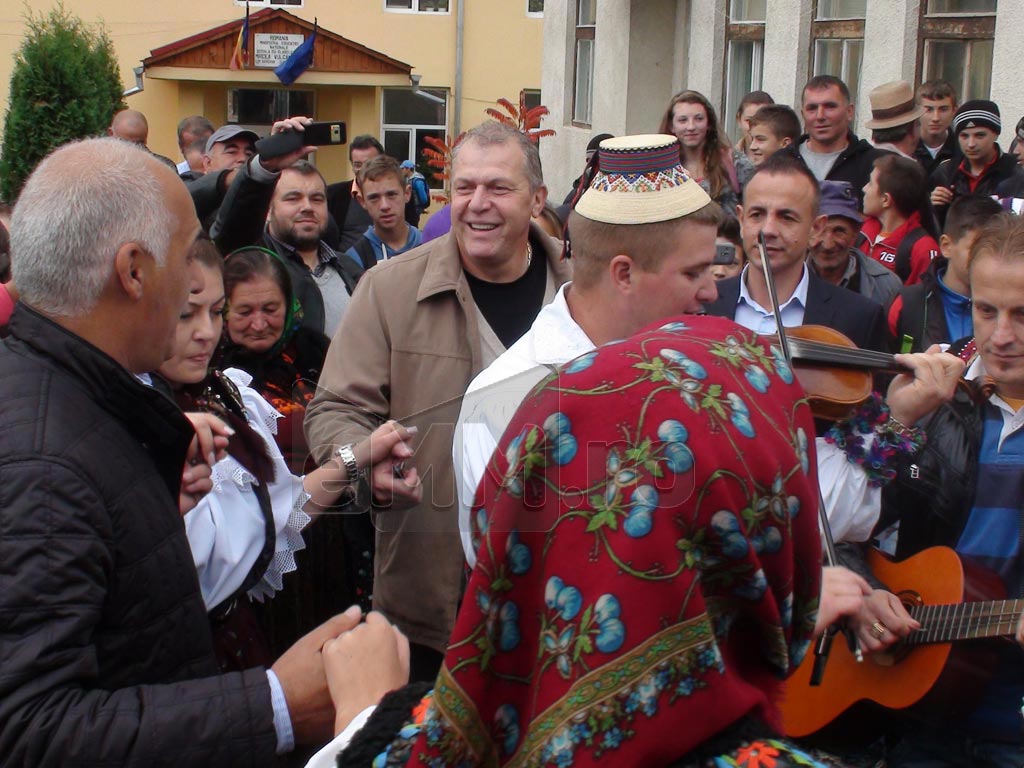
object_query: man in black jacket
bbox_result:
[913,79,960,176]
[783,75,886,208]
[0,138,406,766]
[844,213,1024,765]
[211,119,363,338]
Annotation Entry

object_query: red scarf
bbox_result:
[405,316,823,766]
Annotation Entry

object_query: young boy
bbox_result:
[859,154,940,285]
[887,194,1003,352]
[745,104,802,167]
[346,155,424,270]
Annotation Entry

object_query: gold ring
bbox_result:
[870,621,886,639]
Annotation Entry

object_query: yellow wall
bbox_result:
[0,0,544,189]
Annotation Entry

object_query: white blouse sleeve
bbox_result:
[184,368,311,610]
[815,436,881,544]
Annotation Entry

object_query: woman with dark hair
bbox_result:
[155,238,418,669]
[659,91,755,216]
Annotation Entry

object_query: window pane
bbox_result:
[522,89,542,111]
[235,90,275,125]
[577,0,595,26]
[528,0,544,12]
[725,41,761,142]
[383,88,447,126]
[842,39,864,105]
[384,129,411,163]
[730,0,766,21]
[287,91,315,119]
[386,0,413,8]
[814,39,844,78]
[816,0,866,18]
[925,40,967,99]
[574,38,594,124]
[419,0,449,11]
[966,39,993,100]
[927,0,996,13]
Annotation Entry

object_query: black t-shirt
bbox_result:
[464,242,548,349]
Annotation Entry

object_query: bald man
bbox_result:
[109,109,177,169]
[0,138,402,765]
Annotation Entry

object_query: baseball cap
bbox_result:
[205,125,260,155]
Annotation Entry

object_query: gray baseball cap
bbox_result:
[205,125,260,154]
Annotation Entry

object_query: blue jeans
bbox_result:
[885,730,1024,768]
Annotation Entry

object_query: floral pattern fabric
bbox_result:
[404,316,823,767]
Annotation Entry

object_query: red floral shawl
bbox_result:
[407,316,823,767]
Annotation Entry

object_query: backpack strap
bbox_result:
[352,237,379,272]
[894,228,928,283]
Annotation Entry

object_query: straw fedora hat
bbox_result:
[574,134,711,225]
[864,80,926,130]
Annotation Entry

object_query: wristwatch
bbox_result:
[334,444,365,484]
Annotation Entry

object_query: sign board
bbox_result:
[253,33,304,68]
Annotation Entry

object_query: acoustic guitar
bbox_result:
[780,545,1022,737]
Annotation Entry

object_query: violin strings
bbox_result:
[785,338,900,369]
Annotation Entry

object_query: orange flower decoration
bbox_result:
[735,741,780,768]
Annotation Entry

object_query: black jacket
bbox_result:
[878,383,982,559]
[913,131,959,177]
[929,149,1019,228]
[210,160,363,336]
[702,269,888,352]
[887,256,953,353]
[783,131,887,207]
[0,306,276,766]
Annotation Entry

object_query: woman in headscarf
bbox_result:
[321,314,849,767]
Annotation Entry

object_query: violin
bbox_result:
[761,324,910,421]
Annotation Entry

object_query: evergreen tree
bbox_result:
[0,4,124,201]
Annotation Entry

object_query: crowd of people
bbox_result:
[1,69,1024,768]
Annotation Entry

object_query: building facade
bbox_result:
[541,0,1023,200]
[0,0,545,184]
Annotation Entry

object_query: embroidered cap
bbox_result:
[574,134,712,225]
[952,100,1001,137]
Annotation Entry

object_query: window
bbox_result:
[236,0,301,6]
[811,0,864,104]
[724,0,765,143]
[382,88,448,187]
[919,1,995,101]
[228,89,315,129]
[385,0,449,12]
[527,0,544,16]
[572,0,596,126]
[522,89,542,112]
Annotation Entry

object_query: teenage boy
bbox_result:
[930,100,1018,226]
[345,156,424,270]
[887,194,1003,352]
[913,80,959,175]
[860,154,940,285]
[746,104,802,167]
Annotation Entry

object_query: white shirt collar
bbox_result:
[734,263,810,334]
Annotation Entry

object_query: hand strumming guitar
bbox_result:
[851,589,920,653]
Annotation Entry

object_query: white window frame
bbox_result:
[527,0,544,17]
[380,87,449,177]
[724,39,765,144]
[924,0,996,17]
[815,0,867,20]
[383,0,451,14]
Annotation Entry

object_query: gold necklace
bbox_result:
[526,242,533,269]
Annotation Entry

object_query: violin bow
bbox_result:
[755,232,862,679]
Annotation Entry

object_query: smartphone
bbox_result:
[255,121,347,159]
[713,243,737,265]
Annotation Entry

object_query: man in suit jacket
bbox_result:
[703,152,886,352]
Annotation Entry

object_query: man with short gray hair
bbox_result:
[305,121,573,682]
[0,138,397,765]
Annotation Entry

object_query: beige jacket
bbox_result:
[305,223,571,651]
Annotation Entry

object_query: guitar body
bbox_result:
[779,546,1006,738]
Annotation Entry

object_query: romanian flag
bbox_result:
[229,3,250,71]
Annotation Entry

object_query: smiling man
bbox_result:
[305,121,572,683]
[783,75,885,207]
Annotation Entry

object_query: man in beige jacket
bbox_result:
[305,121,572,681]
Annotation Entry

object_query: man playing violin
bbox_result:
[840,213,1024,766]
[703,151,888,354]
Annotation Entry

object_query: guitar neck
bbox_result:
[906,599,1024,645]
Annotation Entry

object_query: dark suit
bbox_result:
[703,269,887,352]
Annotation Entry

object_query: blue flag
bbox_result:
[275,20,317,86]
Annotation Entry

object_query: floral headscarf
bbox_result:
[406,315,822,767]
